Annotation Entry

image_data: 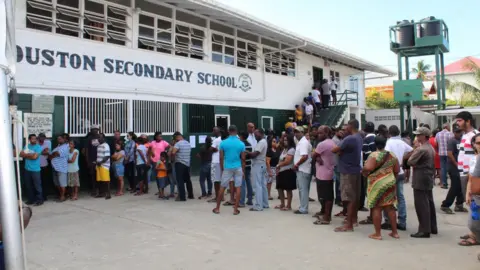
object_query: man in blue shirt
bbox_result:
[49,135,70,202]
[213,125,245,215]
[20,134,44,206]
[332,119,363,232]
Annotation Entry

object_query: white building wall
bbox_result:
[366,108,435,130]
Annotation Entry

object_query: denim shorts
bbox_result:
[221,167,243,188]
[115,163,125,177]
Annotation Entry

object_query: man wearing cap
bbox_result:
[408,126,437,238]
[293,126,312,214]
[171,131,193,201]
[85,125,101,196]
[38,133,52,201]
[441,127,467,214]
[212,125,245,215]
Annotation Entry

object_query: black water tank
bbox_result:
[396,20,414,47]
[421,16,441,36]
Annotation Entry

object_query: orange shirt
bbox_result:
[156,161,167,178]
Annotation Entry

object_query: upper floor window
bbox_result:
[174,23,205,60]
[237,39,259,70]
[263,47,296,77]
[137,12,174,54]
[26,0,130,46]
[211,32,235,65]
[330,70,340,83]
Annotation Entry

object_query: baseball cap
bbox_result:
[412,127,431,136]
[294,126,305,133]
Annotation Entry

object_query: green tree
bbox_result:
[366,89,399,109]
[446,58,480,106]
[411,60,431,80]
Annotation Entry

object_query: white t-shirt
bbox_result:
[385,136,413,175]
[211,136,222,164]
[294,136,311,174]
[312,89,321,103]
[329,81,338,91]
[305,104,313,115]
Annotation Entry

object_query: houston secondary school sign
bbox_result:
[16,45,253,92]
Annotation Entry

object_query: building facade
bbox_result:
[14,0,391,172]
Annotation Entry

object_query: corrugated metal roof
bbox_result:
[161,0,395,76]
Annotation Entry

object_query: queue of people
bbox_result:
[15,110,480,262]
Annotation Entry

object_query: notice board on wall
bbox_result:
[24,113,53,137]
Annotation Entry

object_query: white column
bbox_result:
[127,99,133,131]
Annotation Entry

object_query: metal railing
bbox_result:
[322,90,358,127]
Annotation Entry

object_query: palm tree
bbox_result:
[446,58,480,106]
[411,60,431,80]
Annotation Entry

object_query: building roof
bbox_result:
[428,56,480,76]
[164,0,395,76]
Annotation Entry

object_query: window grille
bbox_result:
[263,47,296,77]
[133,100,179,135]
[188,104,214,133]
[26,0,130,45]
[67,97,128,136]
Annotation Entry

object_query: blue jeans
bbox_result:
[384,174,406,227]
[296,171,311,213]
[240,168,253,205]
[334,166,341,202]
[169,163,176,195]
[199,163,212,196]
[252,163,268,211]
[25,170,43,203]
[440,156,448,186]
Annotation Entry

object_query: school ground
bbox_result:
[25,178,479,270]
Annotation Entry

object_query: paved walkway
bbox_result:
[25,178,479,270]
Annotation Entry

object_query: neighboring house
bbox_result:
[366,82,436,100]
[427,56,480,101]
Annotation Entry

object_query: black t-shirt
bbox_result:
[267,148,280,167]
[199,145,212,164]
[447,137,461,169]
[86,134,100,162]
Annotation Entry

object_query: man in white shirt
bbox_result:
[248,128,268,211]
[329,78,338,105]
[247,122,257,148]
[321,78,331,109]
[312,85,321,113]
[383,125,413,231]
[208,126,223,203]
[305,102,314,126]
[293,126,312,214]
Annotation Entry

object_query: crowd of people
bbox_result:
[15,109,480,262]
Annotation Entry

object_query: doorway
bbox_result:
[215,114,230,131]
[261,116,273,130]
[312,66,324,86]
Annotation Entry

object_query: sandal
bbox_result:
[458,239,480,246]
[280,207,291,211]
[334,226,354,232]
[207,198,217,203]
[460,234,473,240]
[212,208,220,214]
[312,212,322,218]
[274,205,285,209]
[233,209,240,215]
[334,211,347,217]
[223,201,234,206]
[313,219,330,225]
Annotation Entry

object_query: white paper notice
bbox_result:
[189,135,196,148]
[198,135,207,144]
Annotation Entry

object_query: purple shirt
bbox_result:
[315,139,336,180]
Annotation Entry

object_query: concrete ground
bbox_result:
[25,178,479,270]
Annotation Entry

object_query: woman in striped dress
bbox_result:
[362,135,400,240]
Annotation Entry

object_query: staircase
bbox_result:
[314,90,358,128]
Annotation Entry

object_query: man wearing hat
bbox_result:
[85,124,101,196]
[440,126,467,214]
[292,126,312,214]
[408,126,437,238]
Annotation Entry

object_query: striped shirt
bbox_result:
[51,143,69,173]
[174,140,191,167]
[96,143,111,169]
[458,129,479,176]
[362,134,376,162]
[435,129,453,156]
[243,140,252,169]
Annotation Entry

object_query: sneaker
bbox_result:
[454,205,468,212]
[440,207,454,214]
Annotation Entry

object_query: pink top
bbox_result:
[315,139,336,180]
[150,140,169,163]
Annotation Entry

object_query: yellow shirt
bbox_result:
[295,109,303,121]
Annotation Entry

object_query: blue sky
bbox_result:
[218,0,480,75]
